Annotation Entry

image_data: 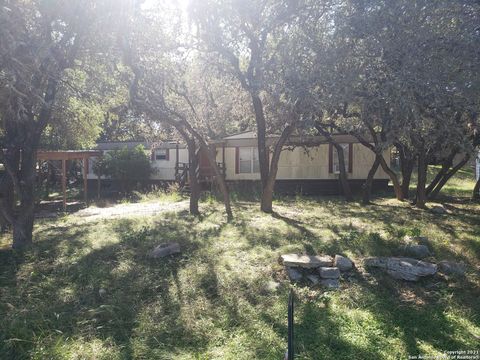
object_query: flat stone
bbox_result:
[402,244,431,259]
[364,257,437,281]
[319,267,340,279]
[149,242,181,258]
[334,255,354,271]
[438,261,466,276]
[307,274,320,285]
[286,267,303,281]
[280,254,333,269]
[430,205,447,215]
[320,278,340,289]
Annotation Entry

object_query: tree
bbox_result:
[120,2,234,219]
[189,0,317,212]
[0,1,127,248]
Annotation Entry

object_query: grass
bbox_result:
[1,175,479,359]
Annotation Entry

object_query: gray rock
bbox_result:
[321,278,340,289]
[280,254,333,268]
[431,205,447,215]
[149,242,181,258]
[265,280,281,292]
[402,244,431,259]
[364,257,437,281]
[438,261,466,276]
[319,267,341,279]
[307,274,320,285]
[286,267,303,281]
[334,255,354,271]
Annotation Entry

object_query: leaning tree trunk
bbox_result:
[428,154,470,200]
[362,154,381,205]
[378,156,404,201]
[200,144,233,220]
[425,151,456,197]
[415,151,428,209]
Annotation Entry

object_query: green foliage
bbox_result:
[94,145,153,193]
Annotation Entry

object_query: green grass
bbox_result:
[1,193,479,359]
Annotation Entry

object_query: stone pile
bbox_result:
[280,254,354,289]
[363,235,467,281]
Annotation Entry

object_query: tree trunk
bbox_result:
[428,154,470,200]
[415,151,428,209]
[187,140,200,216]
[5,147,37,249]
[425,152,456,197]
[260,125,295,213]
[250,92,269,190]
[473,176,480,201]
[0,172,14,231]
[356,136,404,201]
[333,142,353,201]
[201,145,233,220]
[362,154,381,205]
[398,146,415,199]
[378,156,404,201]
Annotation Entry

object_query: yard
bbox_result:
[1,175,479,359]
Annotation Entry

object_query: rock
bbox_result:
[402,244,431,259]
[430,205,447,215]
[149,242,181,258]
[307,274,320,285]
[438,261,466,276]
[364,257,437,281]
[280,254,333,269]
[334,255,354,271]
[319,267,340,279]
[286,267,303,281]
[265,280,280,292]
[320,278,340,289]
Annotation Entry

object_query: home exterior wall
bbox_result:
[218,143,390,181]
[86,144,188,181]
[150,148,188,180]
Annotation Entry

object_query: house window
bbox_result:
[155,149,169,160]
[331,144,352,173]
[238,147,260,173]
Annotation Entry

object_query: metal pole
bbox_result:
[287,289,294,360]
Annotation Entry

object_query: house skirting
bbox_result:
[88,178,390,196]
[227,179,390,196]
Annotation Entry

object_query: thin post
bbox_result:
[83,157,89,206]
[222,143,226,176]
[62,158,67,211]
[287,290,294,360]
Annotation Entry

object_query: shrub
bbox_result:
[94,145,153,193]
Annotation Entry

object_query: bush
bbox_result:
[93,145,153,193]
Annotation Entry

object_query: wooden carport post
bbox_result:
[83,157,89,205]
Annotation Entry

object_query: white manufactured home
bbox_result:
[87,131,391,195]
